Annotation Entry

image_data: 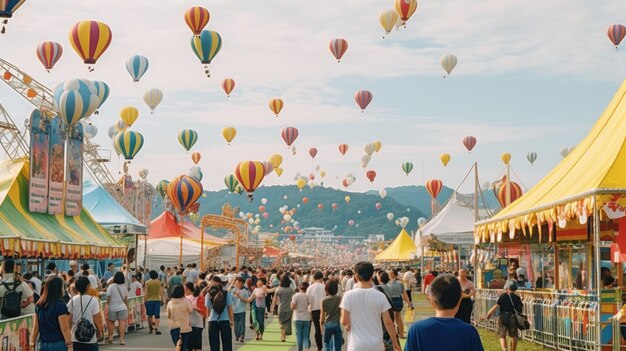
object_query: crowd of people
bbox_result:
[279,238,369,266]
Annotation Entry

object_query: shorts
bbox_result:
[108,308,129,322]
[498,317,518,338]
[145,300,161,318]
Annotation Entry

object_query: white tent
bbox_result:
[137,238,219,269]
[417,192,477,249]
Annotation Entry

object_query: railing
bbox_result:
[475,289,598,351]
[99,294,147,336]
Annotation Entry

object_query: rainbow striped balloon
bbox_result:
[69,20,112,65]
[184,6,210,35]
[114,130,144,161]
[191,30,222,64]
[167,175,203,214]
[234,161,266,201]
[36,41,63,71]
[178,129,198,151]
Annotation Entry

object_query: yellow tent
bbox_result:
[376,229,415,261]
[476,79,626,242]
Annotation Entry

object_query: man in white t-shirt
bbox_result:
[403,267,415,303]
[306,271,326,351]
[0,259,35,318]
[340,261,401,351]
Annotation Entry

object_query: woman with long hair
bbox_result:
[184,282,204,351]
[105,271,128,345]
[29,276,73,351]
[167,285,193,350]
[272,274,295,342]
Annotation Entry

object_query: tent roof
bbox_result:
[137,237,220,268]
[418,192,475,245]
[82,180,147,234]
[477,80,626,241]
[263,246,286,257]
[0,160,125,258]
[375,229,416,262]
[149,211,229,245]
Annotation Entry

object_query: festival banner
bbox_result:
[0,314,34,351]
[47,116,65,214]
[28,109,49,213]
[65,123,84,216]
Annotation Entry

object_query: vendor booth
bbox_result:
[83,179,147,235]
[375,229,416,262]
[474,80,626,350]
[136,237,221,268]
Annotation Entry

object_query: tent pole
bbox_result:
[200,219,205,272]
[473,162,479,283]
[505,163,511,206]
[179,214,184,267]
[593,197,601,351]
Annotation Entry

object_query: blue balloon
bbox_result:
[92,81,110,109]
[125,55,149,82]
[53,79,98,126]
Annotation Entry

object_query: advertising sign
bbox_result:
[65,123,84,216]
[28,109,49,213]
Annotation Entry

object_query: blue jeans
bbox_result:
[295,320,311,351]
[72,343,99,351]
[170,328,189,350]
[323,321,342,351]
[255,306,265,334]
[38,341,67,351]
[234,312,246,340]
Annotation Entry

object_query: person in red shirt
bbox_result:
[422,271,438,295]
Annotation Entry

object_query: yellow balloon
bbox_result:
[501,152,511,165]
[275,167,283,177]
[222,126,237,144]
[440,153,451,167]
[120,106,139,127]
[345,195,351,204]
[269,154,283,168]
[296,178,307,190]
[373,141,382,152]
[379,9,398,34]
[320,170,326,178]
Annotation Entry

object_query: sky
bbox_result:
[0,0,625,195]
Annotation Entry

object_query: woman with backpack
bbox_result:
[387,269,412,339]
[167,285,193,350]
[67,276,103,351]
[485,283,523,351]
[29,276,73,351]
[105,272,129,345]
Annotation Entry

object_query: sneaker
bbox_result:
[155,330,162,335]
[149,329,154,334]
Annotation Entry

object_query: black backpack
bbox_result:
[209,286,226,314]
[73,297,96,343]
[1,282,22,318]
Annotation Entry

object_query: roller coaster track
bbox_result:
[0,57,134,213]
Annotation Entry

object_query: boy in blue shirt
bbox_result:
[231,276,250,343]
[405,274,484,351]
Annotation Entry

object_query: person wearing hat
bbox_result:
[485,283,523,351]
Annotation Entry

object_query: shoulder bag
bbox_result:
[507,293,530,330]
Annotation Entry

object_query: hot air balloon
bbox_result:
[184,6,210,35]
[143,88,163,113]
[426,179,443,199]
[156,180,169,199]
[191,152,201,165]
[373,141,382,152]
[308,147,318,159]
[332,203,338,210]
[608,24,626,49]
[394,0,418,24]
[178,129,198,151]
[222,78,235,97]
[91,81,109,114]
[440,54,457,77]
[379,9,398,36]
[361,154,371,168]
[401,162,413,176]
[188,166,203,181]
[281,127,299,147]
[501,153,511,165]
[126,55,149,82]
[275,168,283,177]
[354,90,373,112]
[329,38,348,62]
[560,147,571,158]
[440,154,451,167]
[462,136,477,152]
[366,170,376,183]
[345,196,351,204]
[527,152,537,165]
[120,106,139,127]
[364,143,376,156]
[114,130,144,161]
[69,20,112,69]
[302,197,309,204]
[269,154,283,168]
[224,174,239,193]
[387,213,394,221]
[261,161,274,175]
[296,178,307,191]
[375,203,382,210]
[269,98,284,117]
[36,41,63,72]
[418,217,426,227]
[263,212,269,219]
[107,126,116,139]
[0,0,25,23]
[81,122,97,139]
[320,170,326,178]
[399,217,409,229]
[222,127,236,144]
[190,30,222,77]
[495,180,523,208]
[114,120,127,133]
[234,161,266,201]
[338,144,349,156]
[379,189,387,199]
[348,220,355,226]
[166,175,203,214]
[53,79,99,126]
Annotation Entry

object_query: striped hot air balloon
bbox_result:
[69,20,112,66]
[440,54,457,76]
[92,81,109,112]
[329,38,348,62]
[143,88,163,113]
[156,180,169,199]
[401,162,413,176]
[191,30,222,65]
[36,41,63,72]
[281,127,299,147]
[527,152,537,165]
[53,79,99,126]
[354,90,373,112]
[0,0,25,18]
[126,55,149,82]
[495,180,523,208]
[224,174,240,193]
[114,130,144,161]
[167,175,203,214]
[178,129,198,151]
[234,160,266,201]
[338,144,349,156]
[184,6,210,36]
[269,98,284,117]
[394,0,418,24]
[222,78,235,97]
[191,152,201,165]
[379,10,398,35]
[462,136,477,152]
[426,179,443,199]
[608,24,626,48]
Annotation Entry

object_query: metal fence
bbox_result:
[475,289,598,351]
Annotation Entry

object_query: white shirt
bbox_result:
[345,277,355,291]
[30,276,42,295]
[68,294,100,344]
[87,274,99,290]
[291,292,312,321]
[306,281,326,311]
[340,286,391,351]
[106,283,129,312]
[403,271,415,288]
[130,281,143,297]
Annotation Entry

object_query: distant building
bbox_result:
[365,234,385,244]
[302,227,335,242]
